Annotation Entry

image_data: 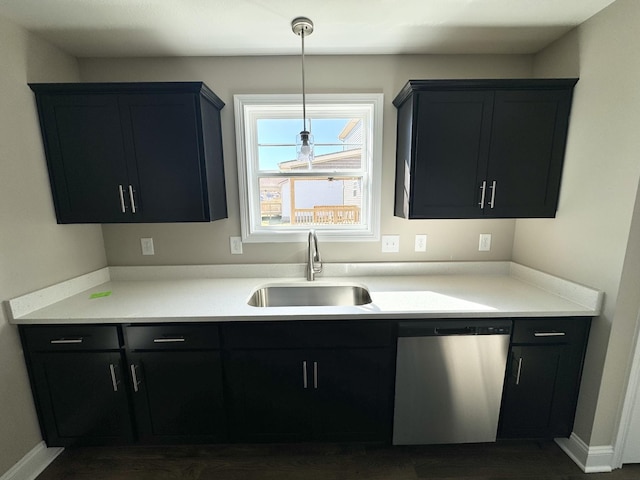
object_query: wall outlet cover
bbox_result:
[479,233,492,252]
[415,234,427,252]
[141,237,155,255]
[230,236,243,255]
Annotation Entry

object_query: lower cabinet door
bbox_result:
[499,345,564,438]
[226,349,312,442]
[31,352,133,446]
[128,351,227,443]
[312,348,392,441]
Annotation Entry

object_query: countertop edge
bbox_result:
[7,268,111,320]
[7,262,603,324]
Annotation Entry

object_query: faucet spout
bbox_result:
[307,230,323,281]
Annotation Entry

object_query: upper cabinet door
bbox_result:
[118,93,209,222]
[393,79,577,219]
[407,90,493,219]
[37,94,132,223]
[486,89,573,218]
[30,82,227,224]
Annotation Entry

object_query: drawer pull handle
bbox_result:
[130,364,141,392]
[50,337,83,344]
[109,364,119,392]
[516,357,523,385]
[302,361,308,389]
[534,332,566,337]
[153,337,185,343]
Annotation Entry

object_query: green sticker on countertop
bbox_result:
[90,291,112,299]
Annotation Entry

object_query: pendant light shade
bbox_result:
[292,17,314,167]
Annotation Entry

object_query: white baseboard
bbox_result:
[555,433,614,473]
[0,442,63,480]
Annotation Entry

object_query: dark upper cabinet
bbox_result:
[499,317,591,439]
[29,82,227,224]
[393,79,577,219]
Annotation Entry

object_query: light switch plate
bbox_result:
[381,235,400,253]
[479,233,492,252]
[141,237,155,255]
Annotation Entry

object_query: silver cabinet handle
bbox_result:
[130,364,141,392]
[302,361,308,389]
[109,363,119,392]
[118,184,126,213]
[153,337,185,343]
[489,180,497,208]
[478,181,487,209]
[128,185,137,214]
[515,357,523,385]
[534,331,566,337]
[50,337,83,344]
[313,361,318,389]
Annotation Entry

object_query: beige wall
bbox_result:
[516,0,640,446]
[0,15,107,476]
[77,55,533,265]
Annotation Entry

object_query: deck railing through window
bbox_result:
[293,205,360,225]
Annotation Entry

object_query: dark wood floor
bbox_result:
[37,440,640,480]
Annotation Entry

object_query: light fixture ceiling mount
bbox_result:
[291,17,314,37]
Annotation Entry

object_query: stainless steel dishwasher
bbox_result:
[393,319,512,445]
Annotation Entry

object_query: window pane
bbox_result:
[256,117,364,171]
[259,176,363,226]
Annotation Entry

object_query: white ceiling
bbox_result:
[0,0,617,58]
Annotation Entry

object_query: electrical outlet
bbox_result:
[415,234,427,252]
[381,235,400,253]
[230,236,243,255]
[479,233,492,252]
[140,237,155,255]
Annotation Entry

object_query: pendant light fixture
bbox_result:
[292,17,314,167]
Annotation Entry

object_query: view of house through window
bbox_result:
[257,117,364,226]
[234,94,382,242]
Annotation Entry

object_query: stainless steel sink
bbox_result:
[247,284,372,307]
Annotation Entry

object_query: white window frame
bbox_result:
[234,93,383,243]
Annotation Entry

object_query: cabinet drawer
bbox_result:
[511,318,590,345]
[124,324,220,350]
[21,325,120,351]
[223,321,394,349]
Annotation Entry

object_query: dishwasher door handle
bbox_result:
[433,327,477,335]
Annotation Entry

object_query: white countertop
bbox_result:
[6,262,603,324]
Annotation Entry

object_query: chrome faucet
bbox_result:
[307,229,323,281]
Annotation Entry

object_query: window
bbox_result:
[234,94,383,243]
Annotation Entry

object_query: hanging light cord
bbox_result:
[301,26,307,132]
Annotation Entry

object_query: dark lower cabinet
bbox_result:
[499,318,591,438]
[226,349,312,441]
[127,351,227,443]
[124,324,227,444]
[312,348,392,441]
[20,326,133,446]
[225,321,395,443]
[227,347,392,442]
[20,318,590,448]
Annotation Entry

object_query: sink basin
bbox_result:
[247,283,372,307]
